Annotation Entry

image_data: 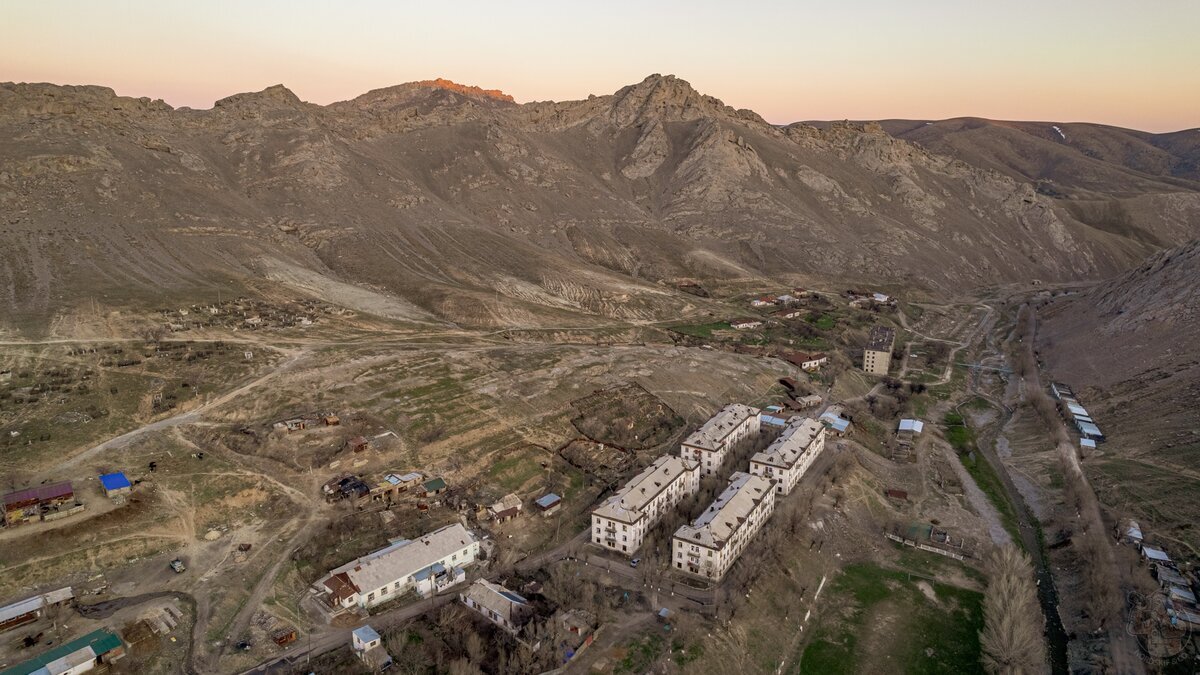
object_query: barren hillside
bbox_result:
[1039,240,1200,548]
[2,75,1197,331]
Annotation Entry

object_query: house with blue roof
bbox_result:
[98,472,132,498]
[350,624,391,671]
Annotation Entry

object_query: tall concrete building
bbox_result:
[863,325,896,375]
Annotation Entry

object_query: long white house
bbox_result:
[749,417,826,495]
[679,404,761,476]
[315,523,479,611]
[592,455,700,556]
[673,472,776,580]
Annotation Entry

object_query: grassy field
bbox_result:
[797,563,984,674]
[943,411,1021,542]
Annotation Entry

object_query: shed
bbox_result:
[885,489,909,502]
[99,472,132,497]
[1076,421,1104,440]
[897,419,924,434]
[1142,545,1171,563]
[1169,585,1197,604]
[1123,520,1143,544]
[2,482,75,526]
[352,625,382,652]
[535,493,562,516]
[1080,438,1097,451]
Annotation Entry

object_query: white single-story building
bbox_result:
[315,523,478,611]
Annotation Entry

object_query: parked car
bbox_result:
[169,558,186,573]
[630,558,641,568]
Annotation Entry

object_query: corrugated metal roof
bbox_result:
[535,493,561,508]
[0,629,121,675]
[1142,546,1171,562]
[99,473,131,491]
[898,419,924,433]
[0,588,73,625]
[2,482,73,507]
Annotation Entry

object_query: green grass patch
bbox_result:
[797,564,984,675]
[808,314,836,330]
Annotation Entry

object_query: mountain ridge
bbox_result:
[1,75,1197,330]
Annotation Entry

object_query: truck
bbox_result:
[169,558,186,573]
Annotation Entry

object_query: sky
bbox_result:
[2,0,1197,132]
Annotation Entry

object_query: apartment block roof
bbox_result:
[674,472,773,550]
[865,326,896,353]
[682,404,760,452]
[593,455,698,524]
[751,418,823,470]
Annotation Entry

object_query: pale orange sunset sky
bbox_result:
[2,0,1197,132]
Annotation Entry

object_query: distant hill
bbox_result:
[865,118,1200,246]
[2,75,1198,329]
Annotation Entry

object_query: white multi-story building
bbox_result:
[591,455,701,556]
[680,403,761,476]
[749,417,826,495]
[315,523,479,611]
[673,472,776,580]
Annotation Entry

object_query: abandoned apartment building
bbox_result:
[591,455,701,556]
[314,523,479,612]
[679,403,761,476]
[862,325,896,376]
[672,471,777,580]
[749,417,826,495]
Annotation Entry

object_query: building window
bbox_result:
[368,593,375,601]
[381,586,389,595]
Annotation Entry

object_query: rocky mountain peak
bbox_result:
[608,73,734,126]
[213,84,303,110]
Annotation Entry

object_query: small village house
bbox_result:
[730,318,763,330]
[99,472,132,499]
[749,296,776,307]
[783,351,827,371]
[819,409,852,436]
[488,494,522,523]
[421,477,447,497]
[351,625,392,672]
[460,579,534,635]
[772,308,803,320]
